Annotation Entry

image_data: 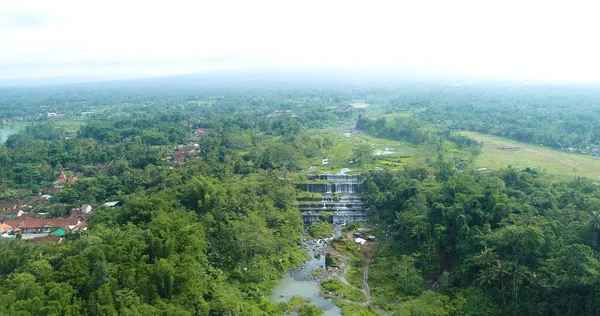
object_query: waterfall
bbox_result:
[298,173,366,225]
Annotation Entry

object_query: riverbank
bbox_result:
[270,235,342,315]
[270,224,384,315]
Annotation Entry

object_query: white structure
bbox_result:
[354,237,367,245]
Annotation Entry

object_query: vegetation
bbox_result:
[365,165,600,314]
[298,303,323,316]
[325,252,339,268]
[2,80,600,314]
[321,279,365,302]
[463,131,600,180]
[345,259,365,289]
[333,300,379,316]
[308,222,334,239]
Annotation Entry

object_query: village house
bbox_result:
[104,201,121,208]
[0,199,27,220]
[3,218,80,235]
[266,110,299,119]
[349,101,371,112]
[0,223,12,235]
[42,187,62,194]
[0,199,26,211]
[54,172,78,188]
[333,104,350,112]
[167,143,201,163]
[19,212,39,220]
[69,204,94,221]
[80,204,92,214]
[194,128,210,137]
[5,209,24,220]
[26,235,61,244]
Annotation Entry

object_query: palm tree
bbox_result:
[475,247,499,267]
[491,260,511,304]
[590,211,600,231]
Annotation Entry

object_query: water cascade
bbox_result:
[297,173,367,225]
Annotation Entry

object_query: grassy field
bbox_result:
[302,124,418,175]
[462,132,600,181]
[54,118,88,136]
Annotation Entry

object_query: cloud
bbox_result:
[1,14,51,29]
[1,0,600,81]
[0,4,55,29]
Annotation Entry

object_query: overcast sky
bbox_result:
[1,0,599,81]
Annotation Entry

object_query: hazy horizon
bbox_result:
[2,0,600,83]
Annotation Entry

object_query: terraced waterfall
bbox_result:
[297,174,367,225]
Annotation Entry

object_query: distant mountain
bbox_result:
[0,67,524,88]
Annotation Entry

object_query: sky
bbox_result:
[1,0,599,82]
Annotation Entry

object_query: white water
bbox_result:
[270,238,342,315]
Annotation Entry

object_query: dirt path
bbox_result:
[525,147,583,170]
[364,263,371,303]
[321,227,390,315]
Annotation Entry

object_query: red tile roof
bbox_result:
[0,223,11,233]
[3,218,79,230]
[55,172,67,183]
[0,199,26,209]
[5,208,21,215]
[194,128,210,137]
[42,187,62,194]
[19,212,38,220]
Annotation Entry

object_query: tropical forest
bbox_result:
[1,78,600,316]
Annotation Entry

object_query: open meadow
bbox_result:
[462,131,600,181]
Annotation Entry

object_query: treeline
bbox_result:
[78,114,189,145]
[411,85,600,150]
[356,116,429,145]
[366,165,600,315]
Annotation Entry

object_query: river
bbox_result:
[270,232,343,315]
[0,125,19,145]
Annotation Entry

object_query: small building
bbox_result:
[42,187,62,195]
[27,195,50,206]
[354,237,367,245]
[19,212,38,220]
[194,128,210,137]
[80,204,92,214]
[54,172,78,188]
[4,208,24,220]
[333,104,350,112]
[72,221,88,232]
[0,199,25,211]
[54,172,67,187]
[0,223,12,234]
[52,227,68,236]
[104,201,120,208]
